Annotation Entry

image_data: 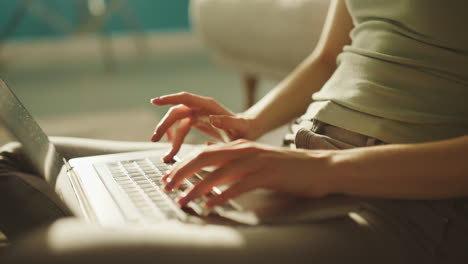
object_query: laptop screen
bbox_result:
[0,80,63,186]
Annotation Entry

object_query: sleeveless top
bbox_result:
[305,0,468,143]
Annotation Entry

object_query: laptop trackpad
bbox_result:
[218,190,360,225]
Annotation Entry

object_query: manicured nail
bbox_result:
[151,133,162,142]
[162,152,172,162]
[164,183,173,192]
[175,197,183,206]
[162,175,170,183]
[176,196,187,206]
[151,97,163,105]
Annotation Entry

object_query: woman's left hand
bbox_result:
[163,139,337,208]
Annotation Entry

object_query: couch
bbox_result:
[190,0,330,107]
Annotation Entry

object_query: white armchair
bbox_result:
[190,0,330,107]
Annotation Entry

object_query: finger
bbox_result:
[151,92,232,116]
[162,140,247,183]
[163,140,252,183]
[177,158,259,206]
[166,122,176,141]
[162,171,171,183]
[164,142,259,191]
[151,105,191,142]
[193,122,224,141]
[163,117,192,163]
[205,175,261,208]
[164,151,232,191]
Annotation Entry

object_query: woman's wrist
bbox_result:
[238,111,269,140]
[300,149,344,197]
[325,150,356,197]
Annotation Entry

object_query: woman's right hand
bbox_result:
[150,92,261,162]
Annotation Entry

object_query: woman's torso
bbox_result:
[307,0,468,143]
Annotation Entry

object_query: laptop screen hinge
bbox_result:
[62,158,97,223]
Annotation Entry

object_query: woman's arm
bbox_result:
[165,136,468,207]
[243,0,354,136]
[329,135,468,199]
[150,0,354,161]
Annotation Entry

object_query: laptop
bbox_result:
[0,79,360,226]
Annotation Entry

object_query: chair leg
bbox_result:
[99,34,117,72]
[243,74,258,109]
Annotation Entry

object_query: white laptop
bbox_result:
[0,79,360,226]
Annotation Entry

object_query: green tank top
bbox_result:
[307,0,468,143]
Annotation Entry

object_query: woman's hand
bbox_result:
[163,139,337,208]
[151,92,261,162]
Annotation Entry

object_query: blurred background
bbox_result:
[0,0,279,146]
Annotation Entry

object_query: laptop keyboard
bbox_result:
[98,158,227,223]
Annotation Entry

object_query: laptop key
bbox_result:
[101,159,199,223]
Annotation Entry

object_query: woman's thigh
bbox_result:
[3,213,424,264]
[2,137,465,263]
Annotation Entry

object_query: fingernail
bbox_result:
[161,174,169,182]
[162,152,172,163]
[164,183,173,192]
[176,196,187,206]
[151,97,165,105]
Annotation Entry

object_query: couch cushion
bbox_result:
[191,0,330,79]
